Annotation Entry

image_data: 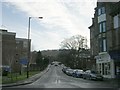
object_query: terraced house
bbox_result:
[89,1,120,78]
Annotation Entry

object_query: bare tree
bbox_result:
[60,35,89,68]
[6,53,14,81]
[60,35,88,51]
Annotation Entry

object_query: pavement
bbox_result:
[103,78,120,88]
[2,65,50,87]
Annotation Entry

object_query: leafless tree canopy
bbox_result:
[60,35,88,51]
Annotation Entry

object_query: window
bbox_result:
[103,39,107,52]
[98,7,105,16]
[102,22,106,32]
[107,62,110,75]
[99,63,102,74]
[23,41,28,48]
[99,22,106,33]
[102,63,104,75]
[104,63,108,75]
[99,39,102,52]
[113,14,120,29]
[103,63,111,75]
[99,23,102,33]
[99,38,107,52]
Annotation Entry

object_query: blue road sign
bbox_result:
[19,58,28,65]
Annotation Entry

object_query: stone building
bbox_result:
[16,38,29,61]
[89,1,120,78]
[16,38,31,72]
[0,29,31,74]
[0,29,16,73]
[78,49,92,70]
[0,29,2,71]
[109,1,120,78]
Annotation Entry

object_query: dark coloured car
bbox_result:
[83,70,103,81]
[54,64,58,66]
[58,62,62,65]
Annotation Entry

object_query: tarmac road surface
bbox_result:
[3,64,119,89]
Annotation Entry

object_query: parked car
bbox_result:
[2,66,10,76]
[62,67,70,74]
[66,69,74,76]
[83,70,103,81]
[51,62,55,65]
[72,69,84,78]
[54,64,58,66]
[58,62,62,65]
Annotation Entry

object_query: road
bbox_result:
[5,64,119,88]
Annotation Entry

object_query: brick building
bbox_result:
[89,1,120,78]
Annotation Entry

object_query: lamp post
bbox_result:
[27,16,43,78]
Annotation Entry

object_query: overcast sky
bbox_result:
[1,0,97,51]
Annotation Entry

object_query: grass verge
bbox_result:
[2,71,40,84]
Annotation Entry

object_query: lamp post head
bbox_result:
[29,17,43,19]
[38,17,43,19]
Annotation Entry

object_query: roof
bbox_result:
[0,29,16,36]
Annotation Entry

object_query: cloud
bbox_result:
[3,0,97,50]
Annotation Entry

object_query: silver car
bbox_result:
[83,70,103,81]
[66,69,74,76]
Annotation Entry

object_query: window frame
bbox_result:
[98,7,105,16]
[103,39,107,52]
[99,21,106,33]
[99,38,107,52]
[113,14,120,29]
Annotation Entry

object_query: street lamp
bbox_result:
[27,16,43,78]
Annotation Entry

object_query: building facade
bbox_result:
[0,29,16,73]
[16,38,31,72]
[0,29,31,74]
[16,38,29,61]
[0,29,2,70]
[89,1,120,78]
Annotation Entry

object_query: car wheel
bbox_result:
[83,76,86,79]
[89,76,92,80]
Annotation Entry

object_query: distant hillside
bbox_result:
[41,49,70,61]
[41,50,59,56]
[41,49,60,61]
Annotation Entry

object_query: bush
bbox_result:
[2,70,8,76]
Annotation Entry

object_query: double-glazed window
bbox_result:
[99,38,107,52]
[99,21,106,33]
[98,7,105,16]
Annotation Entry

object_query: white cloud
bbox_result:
[3,0,97,50]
